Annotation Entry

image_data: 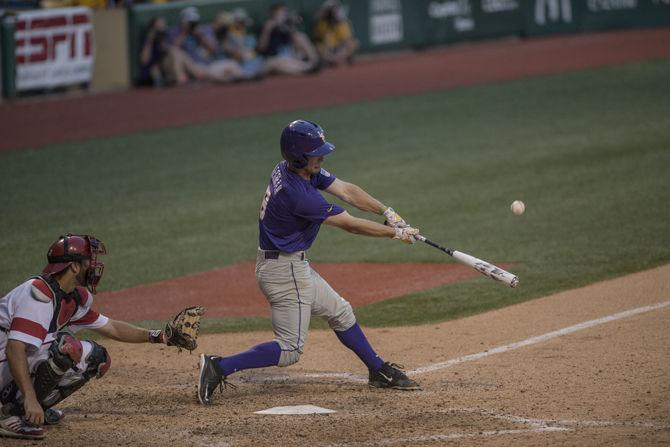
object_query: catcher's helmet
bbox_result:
[42,234,107,293]
[280,120,334,169]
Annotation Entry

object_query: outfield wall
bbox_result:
[90,9,130,92]
[2,0,670,97]
[126,0,670,83]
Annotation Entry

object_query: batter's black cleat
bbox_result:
[369,362,421,390]
[198,354,235,405]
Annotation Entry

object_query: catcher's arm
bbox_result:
[94,306,205,352]
[95,319,160,343]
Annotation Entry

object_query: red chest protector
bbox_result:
[31,275,86,333]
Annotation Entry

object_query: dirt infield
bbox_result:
[6,264,667,446]
[94,261,513,321]
[1,27,670,152]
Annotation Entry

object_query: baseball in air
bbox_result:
[511,200,525,215]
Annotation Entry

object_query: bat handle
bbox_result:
[417,234,454,256]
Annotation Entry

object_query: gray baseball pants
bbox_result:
[255,249,356,367]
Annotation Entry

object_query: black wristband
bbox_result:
[148,329,163,344]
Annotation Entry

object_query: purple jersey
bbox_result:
[259,161,344,252]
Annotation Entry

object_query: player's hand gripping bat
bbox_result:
[415,235,519,288]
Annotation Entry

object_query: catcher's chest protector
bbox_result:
[31,275,83,333]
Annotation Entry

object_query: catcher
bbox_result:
[0,234,203,440]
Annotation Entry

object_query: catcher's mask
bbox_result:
[42,234,107,294]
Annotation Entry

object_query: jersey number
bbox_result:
[259,185,271,220]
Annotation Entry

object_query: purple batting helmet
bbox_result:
[280,120,334,168]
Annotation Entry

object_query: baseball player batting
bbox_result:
[198,119,421,404]
[0,234,202,440]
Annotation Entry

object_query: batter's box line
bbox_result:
[409,299,670,375]
[324,407,670,447]
[324,408,572,447]
[448,407,670,430]
[239,372,367,384]
[326,427,571,447]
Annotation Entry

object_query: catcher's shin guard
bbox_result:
[40,340,111,409]
[34,333,83,404]
[0,333,84,418]
[0,382,19,406]
[81,340,111,379]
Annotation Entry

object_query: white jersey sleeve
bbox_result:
[68,287,109,332]
[2,280,53,349]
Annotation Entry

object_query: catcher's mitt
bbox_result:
[165,306,205,353]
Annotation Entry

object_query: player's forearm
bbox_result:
[335,216,396,238]
[342,183,386,215]
[95,320,154,343]
[6,340,38,401]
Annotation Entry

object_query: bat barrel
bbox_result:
[452,251,519,288]
[417,235,518,288]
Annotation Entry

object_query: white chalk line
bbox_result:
[325,407,670,447]
[241,299,670,384]
[411,299,670,374]
[448,407,670,430]
[328,428,571,447]
[240,372,367,384]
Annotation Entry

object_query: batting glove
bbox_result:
[394,226,419,244]
[383,207,408,228]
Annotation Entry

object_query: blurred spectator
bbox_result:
[313,0,358,66]
[258,3,320,75]
[168,6,242,84]
[139,16,170,87]
[213,8,265,80]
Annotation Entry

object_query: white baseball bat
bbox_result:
[415,234,519,288]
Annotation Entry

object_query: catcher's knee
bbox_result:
[38,340,111,409]
[80,340,111,379]
[32,332,83,403]
[50,331,83,372]
[278,349,301,367]
[327,301,356,332]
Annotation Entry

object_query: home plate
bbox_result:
[254,405,337,415]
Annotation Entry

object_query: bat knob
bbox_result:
[510,277,520,288]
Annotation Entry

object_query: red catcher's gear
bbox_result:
[42,234,107,294]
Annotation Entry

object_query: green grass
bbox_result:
[2,59,669,329]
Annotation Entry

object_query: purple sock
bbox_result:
[335,323,384,371]
[216,341,281,377]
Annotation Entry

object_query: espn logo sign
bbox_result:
[14,7,94,91]
[16,13,92,64]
